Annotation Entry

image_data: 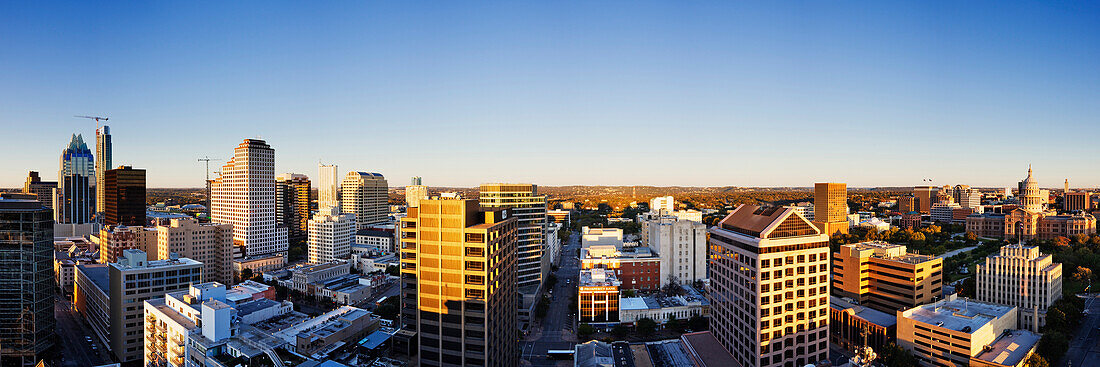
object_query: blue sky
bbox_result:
[2,1,1099,188]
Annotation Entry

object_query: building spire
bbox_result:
[1027,164,1032,178]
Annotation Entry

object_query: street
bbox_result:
[1062,294,1100,367]
[55,298,114,367]
[522,232,581,367]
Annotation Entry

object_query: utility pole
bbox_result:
[198,156,218,219]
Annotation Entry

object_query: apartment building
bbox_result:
[832,241,943,313]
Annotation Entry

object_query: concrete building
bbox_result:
[650,196,675,213]
[232,254,286,281]
[832,241,943,313]
[640,215,707,286]
[57,133,95,224]
[479,183,547,325]
[291,261,351,293]
[914,186,938,214]
[22,171,57,210]
[342,171,389,227]
[0,199,56,366]
[708,205,831,367]
[74,249,203,365]
[582,227,624,247]
[813,182,850,235]
[619,287,709,325]
[784,202,814,222]
[952,185,981,209]
[976,244,1062,332]
[95,125,112,216]
[355,229,395,255]
[931,202,962,224]
[318,164,341,210]
[155,217,234,284]
[545,222,563,267]
[405,176,429,208]
[547,209,571,225]
[897,296,1037,367]
[98,225,158,264]
[1064,191,1091,212]
[578,268,621,325]
[103,166,146,226]
[398,198,519,367]
[308,206,356,264]
[211,139,289,259]
[276,173,312,244]
[828,296,896,353]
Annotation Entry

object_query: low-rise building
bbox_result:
[931,202,962,224]
[832,241,943,313]
[354,229,395,255]
[268,306,380,358]
[897,296,1036,367]
[578,268,620,325]
[581,245,661,290]
[291,261,351,292]
[232,253,286,281]
[828,297,897,353]
[619,287,709,325]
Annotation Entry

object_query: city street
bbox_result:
[1062,294,1100,367]
[522,232,581,367]
[55,298,114,367]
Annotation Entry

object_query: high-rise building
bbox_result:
[96,125,112,216]
[479,183,547,326]
[74,249,202,365]
[342,171,389,228]
[308,206,356,264]
[0,199,56,366]
[812,183,849,235]
[103,166,146,226]
[57,133,95,224]
[318,164,341,210]
[155,217,234,284]
[832,241,943,313]
[642,215,707,286]
[22,171,57,210]
[708,205,831,367]
[913,186,937,214]
[897,195,916,213]
[1064,191,1091,212]
[276,173,312,243]
[406,177,429,208]
[211,139,288,259]
[398,198,519,367]
[97,225,157,264]
[650,196,675,213]
[976,244,1062,332]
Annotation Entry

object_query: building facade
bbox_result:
[976,244,1062,332]
[0,199,56,366]
[23,171,57,210]
[650,196,675,213]
[211,139,289,258]
[578,268,620,324]
[708,205,831,367]
[276,173,312,244]
[1064,191,1091,212]
[57,134,95,224]
[355,229,395,255]
[406,177,429,208]
[155,217,234,284]
[399,198,519,367]
[318,164,340,210]
[914,186,937,214]
[342,171,389,227]
[98,225,158,264]
[308,206,356,263]
[96,125,112,216]
[813,182,849,235]
[104,166,146,226]
[828,297,896,353]
[643,215,707,286]
[832,241,943,313]
[897,296,1035,367]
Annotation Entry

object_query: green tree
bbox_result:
[240,268,254,282]
[688,315,708,331]
[636,318,657,336]
[577,323,595,338]
[622,289,636,298]
[611,324,630,338]
[1037,331,1068,361]
[1025,354,1050,367]
[878,343,919,367]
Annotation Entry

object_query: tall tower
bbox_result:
[318,164,340,210]
[211,139,288,258]
[341,172,389,228]
[479,184,547,290]
[95,125,112,216]
[399,198,519,366]
[0,198,56,367]
[57,134,94,224]
[1019,166,1042,212]
[812,182,849,236]
[276,173,312,244]
[405,177,428,208]
[103,166,146,226]
[708,205,831,367]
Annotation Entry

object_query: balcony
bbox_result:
[172,335,185,346]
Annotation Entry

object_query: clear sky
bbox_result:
[3,1,1099,188]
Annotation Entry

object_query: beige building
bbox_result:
[640,214,707,286]
[832,241,943,313]
[1064,191,1091,212]
[976,244,1062,332]
[812,182,849,235]
[155,217,234,284]
[307,205,356,263]
[398,198,519,367]
[914,186,937,214]
[708,205,831,367]
[406,176,429,208]
[342,171,389,227]
[897,296,1038,367]
[211,139,289,258]
[97,225,157,264]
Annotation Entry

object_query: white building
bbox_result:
[784,202,815,222]
[671,209,703,223]
[976,244,1062,332]
[930,202,962,224]
[342,171,389,228]
[582,227,624,247]
[308,206,356,264]
[619,288,709,325]
[318,163,340,210]
[642,215,707,286]
[405,182,428,209]
[650,196,675,214]
[211,139,289,259]
[354,229,395,255]
[545,222,563,266]
[953,185,981,209]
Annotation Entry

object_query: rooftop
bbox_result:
[830,297,898,328]
[901,297,1015,334]
[76,263,110,293]
[972,329,1041,367]
[680,331,741,367]
[355,229,393,238]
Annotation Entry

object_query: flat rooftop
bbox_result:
[680,331,741,367]
[973,330,1041,367]
[902,298,1014,334]
[76,263,110,293]
[830,297,897,328]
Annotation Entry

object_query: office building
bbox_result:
[98,225,157,263]
[57,133,95,224]
[319,164,341,209]
[913,186,937,214]
[976,244,1062,332]
[103,166,146,226]
[155,217,234,284]
[783,202,814,221]
[952,185,981,209]
[547,209,571,225]
[812,182,849,235]
[828,297,896,353]
[832,241,943,313]
[650,196,675,213]
[1064,191,1091,212]
[399,198,519,367]
[0,199,56,366]
[641,215,707,286]
[308,206,356,263]
[96,125,112,216]
[708,205,831,367]
[900,212,922,230]
[74,249,203,365]
[897,296,1038,367]
[22,171,57,210]
[276,173,312,244]
[211,139,289,259]
[897,195,916,213]
[479,183,548,323]
[342,171,389,227]
[406,177,429,208]
[578,268,620,324]
[930,202,962,224]
[355,229,395,255]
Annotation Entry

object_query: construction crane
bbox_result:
[75,115,109,130]
[198,156,219,218]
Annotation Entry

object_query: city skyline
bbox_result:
[3,2,1100,188]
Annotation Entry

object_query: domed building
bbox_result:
[966,167,1096,241]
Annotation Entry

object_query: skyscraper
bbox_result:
[341,171,389,228]
[318,164,340,210]
[913,186,937,214]
[276,173,312,244]
[211,139,289,258]
[405,176,428,208]
[95,125,112,216]
[308,206,356,264]
[479,183,547,325]
[812,182,849,236]
[57,134,94,224]
[399,198,519,367]
[103,166,146,226]
[0,199,56,366]
[708,205,831,367]
[22,171,56,210]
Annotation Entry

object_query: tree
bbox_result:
[240,268,254,282]
[1053,236,1072,250]
[667,316,685,332]
[636,318,657,336]
[1071,265,1093,283]
[688,315,708,331]
[965,231,979,244]
[1037,331,1068,362]
[577,323,595,338]
[611,324,630,338]
[535,296,550,319]
[878,343,919,367]
[1025,354,1050,367]
[622,289,636,298]
[386,265,400,276]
